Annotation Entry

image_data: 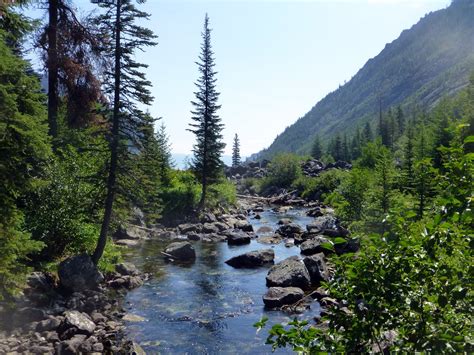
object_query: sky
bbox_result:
[26,0,451,157]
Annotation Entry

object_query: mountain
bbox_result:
[255,0,474,160]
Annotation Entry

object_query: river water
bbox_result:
[123,207,319,354]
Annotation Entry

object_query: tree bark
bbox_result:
[92,0,121,265]
[47,0,59,139]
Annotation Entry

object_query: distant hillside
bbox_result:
[255,0,474,160]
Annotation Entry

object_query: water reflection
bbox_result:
[124,208,319,354]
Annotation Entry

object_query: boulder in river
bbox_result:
[225,249,274,268]
[227,231,251,245]
[164,242,196,261]
[235,220,254,232]
[116,262,139,276]
[58,254,104,293]
[300,236,333,256]
[276,223,304,238]
[178,223,202,234]
[256,226,273,234]
[263,287,304,308]
[306,215,337,234]
[257,234,283,245]
[303,253,330,285]
[266,257,311,290]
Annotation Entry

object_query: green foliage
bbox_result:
[263,153,302,190]
[161,170,201,221]
[207,180,237,210]
[293,169,348,201]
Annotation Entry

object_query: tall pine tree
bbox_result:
[92,0,157,265]
[232,133,241,167]
[311,135,322,160]
[188,14,225,208]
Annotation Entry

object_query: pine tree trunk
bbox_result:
[92,0,121,266]
[47,0,58,139]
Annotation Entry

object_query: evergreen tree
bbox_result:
[232,133,241,167]
[342,133,350,161]
[188,14,225,208]
[156,122,173,185]
[350,128,362,161]
[402,122,415,189]
[333,134,342,161]
[311,135,322,160]
[433,110,452,169]
[396,105,405,137]
[363,121,373,143]
[92,0,157,265]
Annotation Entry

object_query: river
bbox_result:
[122,207,319,354]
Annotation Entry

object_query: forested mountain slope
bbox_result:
[256,0,474,159]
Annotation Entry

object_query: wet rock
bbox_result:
[266,257,311,290]
[157,230,177,239]
[60,311,96,336]
[202,212,217,223]
[257,234,282,245]
[303,253,330,285]
[324,226,350,238]
[178,223,202,234]
[186,232,201,241]
[16,307,46,322]
[164,242,196,261]
[122,314,146,322]
[56,334,88,354]
[253,214,261,220]
[263,287,304,308]
[116,262,139,276]
[306,207,323,217]
[115,239,140,247]
[36,317,62,332]
[226,231,251,245]
[213,222,230,232]
[235,220,254,232]
[58,254,104,293]
[225,249,274,268]
[113,225,149,240]
[200,233,227,243]
[202,223,219,234]
[300,236,332,256]
[276,223,304,238]
[91,312,107,324]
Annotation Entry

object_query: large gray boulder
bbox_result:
[263,287,304,308]
[164,242,196,261]
[306,215,337,234]
[235,220,254,232]
[58,254,103,293]
[116,262,139,276]
[227,231,251,245]
[266,257,311,290]
[303,253,330,285]
[178,223,202,234]
[60,311,96,336]
[276,223,304,238]
[300,236,332,256]
[225,249,274,268]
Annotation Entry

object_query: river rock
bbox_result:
[114,225,149,240]
[164,242,196,261]
[263,287,304,308]
[227,231,251,245]
[225,249,274,268]
[56,334,88,354]
[186,232,201,241]
[202,223,219,234]
[300,236,332,256]
[257,234,282,245]
[303,253,330,285]
[334,238,360,254]
[116,262,139,276]
[276,223,304,238]
[306,215,337,234]
[256,226,273,234]
[115,239,140,247]
[36,317,62,332]
[324,226,350,238]
[266,257,311,290]
[58,254,104,293]
[60,311,96,336]
[178,223,202,234]
[306,207,323,217]
[235,220,254,232]
[277,218,292,225]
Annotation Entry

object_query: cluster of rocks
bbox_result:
[301,159,352,177]
[0,256,147,354]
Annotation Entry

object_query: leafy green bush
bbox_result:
[161,170,201,221]
[293,169,348,201]
[207,179,237,210]
[263,153,302,190]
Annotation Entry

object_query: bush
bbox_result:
[161,170,201,221]
[263,153,302,190]
[293,169,348,201]
[207,180,237,210]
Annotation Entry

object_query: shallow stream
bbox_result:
[123,207,319,354]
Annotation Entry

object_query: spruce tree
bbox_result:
[188,14,225,208]
[92,0,157,265]
[363,121,373,143]
[232,133,241,167]
[156,122,173,185]
[311,135,322,160]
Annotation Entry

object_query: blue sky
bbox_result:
[26,0,451,156]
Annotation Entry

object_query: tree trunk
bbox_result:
[47,0,58,139]
[92,0,121,265]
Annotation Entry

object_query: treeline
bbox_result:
[0,1,233,301]
[257,76,473,352]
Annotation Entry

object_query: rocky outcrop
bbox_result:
[225,249,274,268]
[58,254,104,293]
[163,242,196,261]
[266,257,311,290]
[263,287,304,308]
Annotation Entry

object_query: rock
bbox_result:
[306,207,323,217]
[200,233,227,243]
[254,214,261,220]
[36,317,62,332]
[256,226,273,234]
[225,249,274,268]
[306,215,337,234]
[122,314,146,322]
[226,231,251,246]
[92,343,104,352]
[56,334,88,354]
[123,341,146,355]
[202,212,217,223]
[263,287,304,308]
[202,223,219,234]
[266,257,311,290]
[59,311,96,338]
[213,222,230,232]
[178,223,202,234]
[157,230,178,239]
[91,312,107,324]
[113,225,149,240]
[129,207,146,227]
[277,218,292,225]
[334,238,360,254]
[116,262,139,276]
[324,226,350,238]
[276,223,304,238]
[300,236,332,256]
[58,254,104,293]
[257,234,282,245]
[303,253,330,285]
[16,307,46,322]
[27,272,55,292]
[115,239,140,247]
[186,232,201,241]
[164,242,196,261]
[235,220,254,232]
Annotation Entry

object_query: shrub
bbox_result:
[161,170,201,221]
[207,180,237,210]
[263,153,302,190]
